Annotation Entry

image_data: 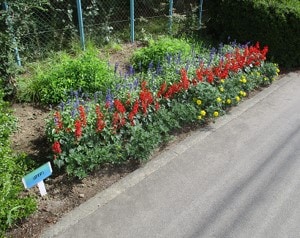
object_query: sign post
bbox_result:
[22,162,52,196]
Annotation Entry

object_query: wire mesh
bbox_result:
[6,0,201,61]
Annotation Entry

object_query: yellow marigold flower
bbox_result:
[200,110,206,116]
[196,99,202,105]
[213,111,219,117]
[219,87,224,92]
[276,68,280,73]
[220,79,225,83]
[239,91,246,97]
[197,115,202,120]
[226,99,232,104]
[216,97,222,103]
[236,96,240,102]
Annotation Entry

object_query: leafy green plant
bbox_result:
[130,36,192,71]
[0,90,36,234]
[17,46,115,105]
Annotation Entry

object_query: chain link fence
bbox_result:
[4,0,202,62]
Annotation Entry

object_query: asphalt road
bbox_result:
[42,72,300,238]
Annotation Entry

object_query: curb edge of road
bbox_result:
[41,73,294,238]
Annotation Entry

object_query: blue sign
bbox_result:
[22,162,52,189]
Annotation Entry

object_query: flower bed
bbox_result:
[46,42,279,178]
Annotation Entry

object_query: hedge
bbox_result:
[205,0,300,68]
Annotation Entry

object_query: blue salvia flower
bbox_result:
[148,60,153,71]
[156,61,162,75]
[129,83,133,91]
[71,109,76,119]
[128,65,134,76]
[185,60,190,71]
[133,78,139,89]
[114,62,119,74]
[177,53,181,64]
[59,102,64,111]
[105,89,114,109]
[219,42,223,55]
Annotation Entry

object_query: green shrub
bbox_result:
[0,90,36,235]
[130,36,192,71]
[205,0,300,68]
[17,46,115,105]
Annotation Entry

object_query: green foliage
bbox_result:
[0,0,48,97]
[206,0,300,68]
[0,90,36,234]
[130,37,192,71]
[17,47,115,105]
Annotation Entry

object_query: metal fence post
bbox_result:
[3,1,21,66]
[169,0,173,34]
[130,0,134,43]
[199,0,204,29]
[76,0,85,50]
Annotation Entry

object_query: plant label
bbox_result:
[22,162,52,196]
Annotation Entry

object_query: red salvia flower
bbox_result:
[78,105,87,127]
[54,111,63,132]
[139,82,153,114]
[155,101,160,111]
[129,99,139,125]
[74,119,82,139]
[157,81,167,98]
[180,68,190,90]
[95,104,105,132]
[52,141,62,154]
[112,112,120,130]
[114,99,126,114]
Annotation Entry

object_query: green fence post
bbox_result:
[76,0,85,50]
[130,0,134,43]
[169,0,173,34]
[199,0,204,29]
[3,1,21,66]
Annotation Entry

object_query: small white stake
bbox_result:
[37,180,47,196]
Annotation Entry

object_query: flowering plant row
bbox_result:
[46,42,279,178]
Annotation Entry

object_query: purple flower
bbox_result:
[148,61,153,71]
[59,102,65,111]
[128,65,134,76]
[105,89,114,109]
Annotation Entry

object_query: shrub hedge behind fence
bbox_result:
[205,0,300,68]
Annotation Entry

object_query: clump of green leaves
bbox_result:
[130,36,192,71]
[17,46,115,105]
[0,90,36,235]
